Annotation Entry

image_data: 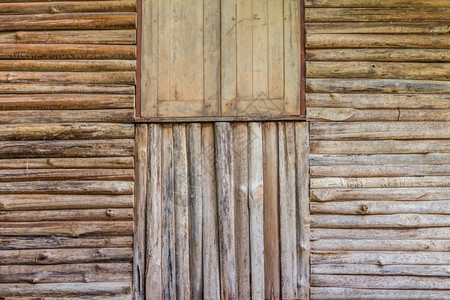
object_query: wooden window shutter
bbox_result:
[139,0,302,119]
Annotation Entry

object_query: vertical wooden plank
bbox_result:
[181,0,203,101]
[221,0,237,116]
[146,124,162,298]
[268,0,284,99]
[253,0,268,99]
[215,122,238,299]
[161,124,176,300]
[187,123,203,298]
[169,0,182,100]
[141,0,158,117]
[284,0,301,115]
[295,122,310,300]
[279,122,298,298]
[236,0,253,100]
[248,122,265,299]
[134,124,148,300]
[173,124,191,299]
[203,0,221,115]
[157,0,170,101]
[263,122,281,299]
[202,124,221,299]
[233,123,251,300]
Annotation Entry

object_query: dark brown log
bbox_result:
[0,60,136,72]
[0,1,136,15]
[0,14,135,31]
[0,44,135,60]
[0,83,135,94]
[0,72,135,85]
[0,94,134,110]
[0,139,135,158]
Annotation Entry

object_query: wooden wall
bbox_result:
[140,0,302,118]
[305,0,450,299]
[0,1,136,298]
[135,122,309,299]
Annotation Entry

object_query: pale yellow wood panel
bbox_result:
[237,0,253,100]
[253,0,269,100]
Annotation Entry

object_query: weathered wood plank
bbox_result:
[263,123,281,299]
[0,263,132,284]
[0,236,132,250]
[203,0,220,115]
[252,0,268,100]
[0,194,132,211]
[295,122,310,300]
[220,0,237,115]
[305,0,450,8]
[0,123,134,140]
[307,62,450,80]
[278,122,297,298]
[0,94,134,110]
[0,248,132,265]
[215,122,238,298]
[173,124,191,299]
[310,122,450,141]
[248,122,265,299]
[310,164,450,177]
[307,108,450,122]
[0,181,133,195]
[311,251,450,265]
[187,123,203,298]
[306,49,450,62]
[311,228,450,240]
[0,15,135,32]
[133,124,147,300]
[307,34,450,49]
[0,60,135,72]
[0,83,134,94]
[161,124,176,300]
[201,124,221,299]
[284,0,301,114]
[311,200,450,215]
[310,154,450,166]
[232,123,251,300]
[311,188,450,201]
[311,214,450,228]
[0,208,133,222]
[0,157,134,169]
[311,176,450,189]
[306,22,450,34]
[0,282,131,297]
[0,139,135,158]
[310,140,450,154]
[306,8,450,22]
[268,0,284,100]
[310,287,450,300]
[145,124,162,299]
[311,274,450,290]
[0,1,136,14]
[307,79,450,94]
[0,221,133,237]
[0,109,134,124]
[312,239,450,252]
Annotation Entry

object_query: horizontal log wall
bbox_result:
[136,122,309,299]
[305,0,450,299]
[0,1,136,298]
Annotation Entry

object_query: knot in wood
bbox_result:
[37,252,49,260]
[359,204,369,214]
[105,209,114,217]
[31,277,39,284]
[50,7,60,14]
[0,202,5,210]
